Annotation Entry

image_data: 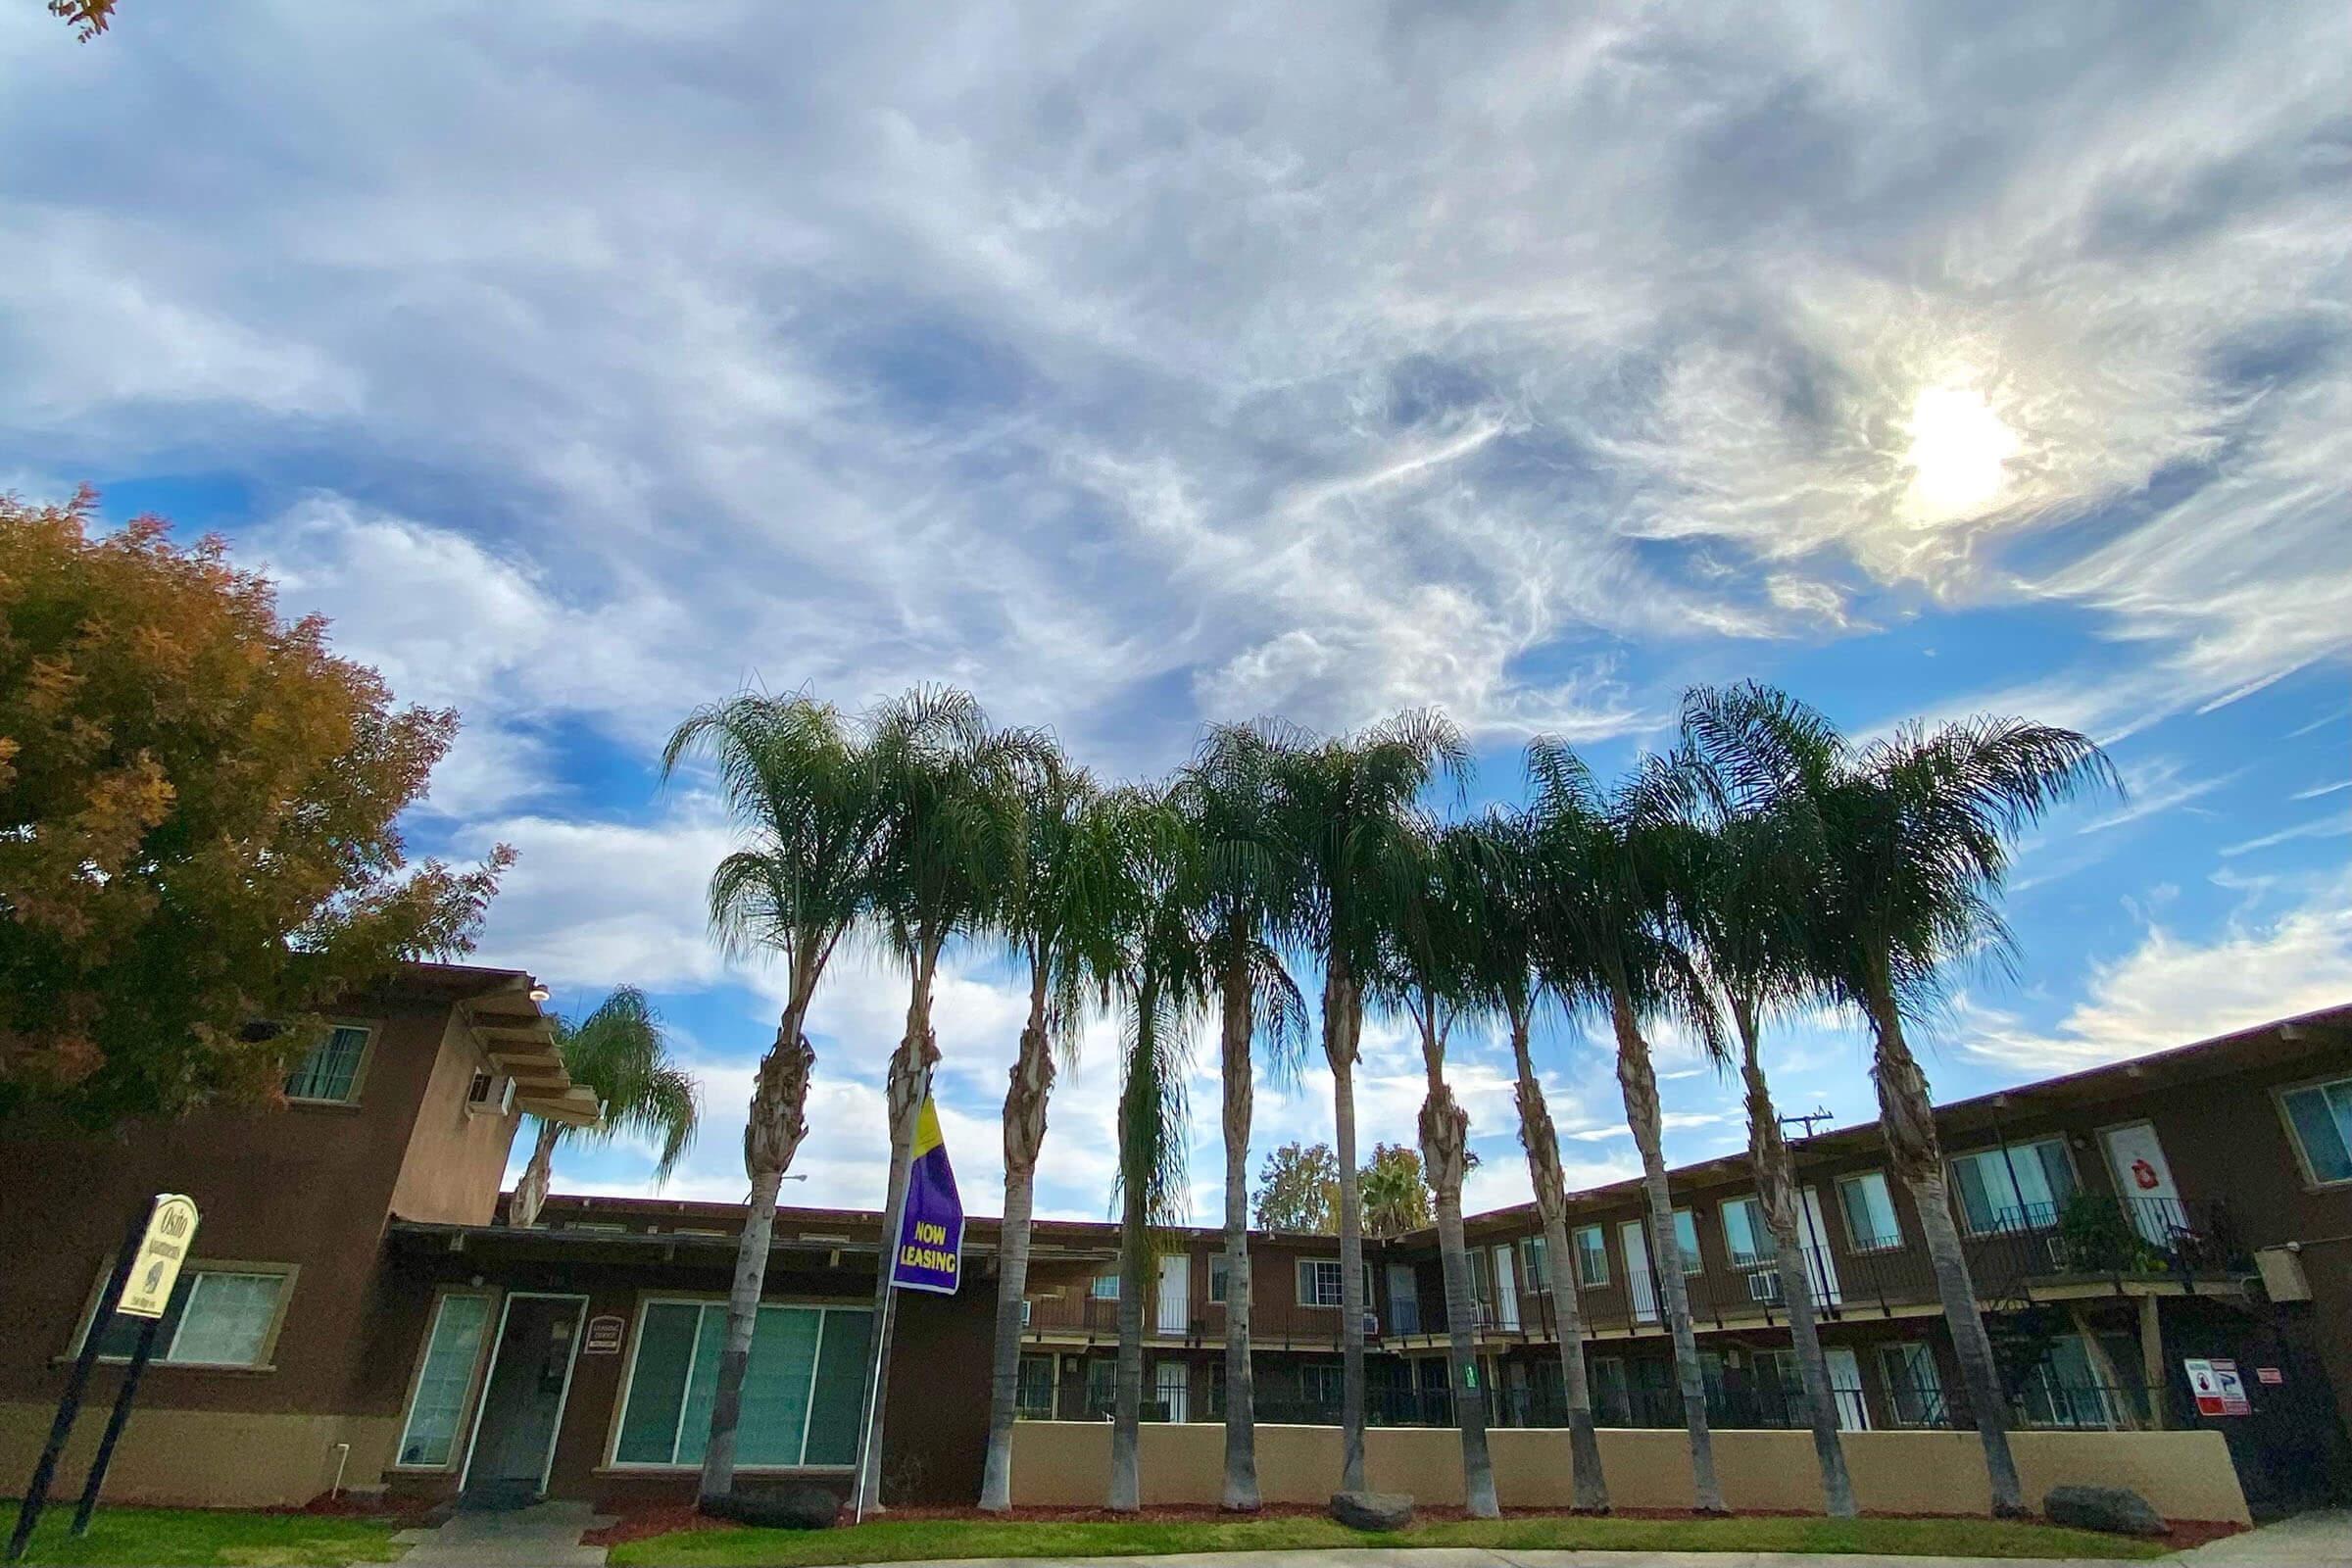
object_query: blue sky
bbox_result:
[3,3,2347,1224]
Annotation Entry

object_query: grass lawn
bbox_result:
[0,1502,406,1566]
[609,1513,2175,1565]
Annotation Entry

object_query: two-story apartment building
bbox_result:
[3,979,2345,1515]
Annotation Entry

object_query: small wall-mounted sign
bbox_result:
[2255,1366,2284,1385]
[2184,1356,2250,1416]
[582,1313,627,1354]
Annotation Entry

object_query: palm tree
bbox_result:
[1168,721,1306,1511]
[1105,789,1203,1513]
[662,692,884,1507]
[1736,700,2113,1517]
[510,986,700,1229]
[1357,1144,1431,1239]
[979,761,1138,1510]
[1275,710,1468,1493]
[1454,808,1610,1513]
[1677,685,1857,1518]
[1525,740,1729,1514]
[855,686,1048,1513]
[1369,817,1497,1517]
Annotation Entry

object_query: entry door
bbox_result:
[1798,1189,1842,1306]
[1155,1253,1190,1334]
[1824,1346,1870,1432]
[1491,1246,1520,1330]
[460,1295,584,1503]
[1387,1263,1421,1336]
[1153,1358,1189,1423]
[2100,1122,2182,1244]
[1619,1219,1658,1323]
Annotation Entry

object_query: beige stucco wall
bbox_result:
[0,1402,402,1508]
[1008,1422,2250,1524]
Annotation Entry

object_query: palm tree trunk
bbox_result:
[854,942,942,1516]
[1418,1032,1498,1518]
[509,1119,562,1229]
[1867,987,2024,1516]
[1109,996,1157,1514]
[1507,1005,1608,1512]
[1611,986,1726,1514]
[1731,998,1854,1518]
[698,1004,815,1507]
[979,969,1054,1511]
[1219,940,1260,1511]
[1323,961,1368,1493]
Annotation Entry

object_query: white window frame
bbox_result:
[1297,1258,1344,1308]
[1519,1234,1550,1293]
[283,1022,374,1105]
[1836,1171,1904,1252]
[1720,1195,1772,1269]
[1089,1271,1120,1300]
[1948,1137,2078,1235]
[393,1289,496,1471]
[1572,1224,1609,1289]
[2277,1073,2352,1190]
[1207,1251,1230,1304]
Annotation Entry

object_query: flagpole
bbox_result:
[853,1284,896,1526]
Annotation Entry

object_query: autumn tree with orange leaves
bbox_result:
[1,491,510,1125]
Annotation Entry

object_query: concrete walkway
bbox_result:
[386,1499,612,1566]
[2168,1508,2349,1564]
[792,1552,2166,1568]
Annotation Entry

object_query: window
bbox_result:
[1573,1225,1609,1288]
[1015,1354,1055,1420]
[1089,1271,1120,1300]
[1299,1362,1344,1409]
[1879,1342,1946,1427]
[612,1300,869,1467]
[1205,1358,1226,1418]
[1297,1258,1344,1307]
[284,1025,369,1103]
[2280,1076,2352,1187]
[1949,1139,2077,1234]
[1838,1172,1903,1251]
[1519,1235,1549,1292]
[1659,1208,1702,1275]
[399,1294,491,1466]
[1208,1252,1229,1303]
[1591,1355,1631,1426]
[1720,1196,1772,1269]
[1085,1356,1115,1417]
[81,1265,292,1368]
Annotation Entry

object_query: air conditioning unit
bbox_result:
[1362,1310,1380,1337]
[466,1072,515,1114]
[1745,1270,1785,1305]
[2044,1237,2075,1272]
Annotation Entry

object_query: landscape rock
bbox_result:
[703,1483,843,1530]
[1329,1490,1414,1531]
[2043,1484,2167,1538]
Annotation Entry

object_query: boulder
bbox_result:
[703,1483,843,1530]
[2043,1484,2167,1538]
[1330,1490,1414,1531]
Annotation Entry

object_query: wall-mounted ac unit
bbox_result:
[1362,1310,1380,1337]
[1745,1270,1785,1304]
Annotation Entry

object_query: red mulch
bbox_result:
[287,1494,437,1523]
[583,1499,2247,1548]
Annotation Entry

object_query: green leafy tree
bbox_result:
[1452,807,1609,1511]
[662,689,885,1507]
[1251,1141,1338,1233]
[1526,740,1730,1514]
[1171,720,1306,1509]
[1,493,508,1126]
[979,760,1142,1510]
[1277,710,1467,1493]
[510,987,700,1228]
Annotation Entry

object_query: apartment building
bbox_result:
[1,980,2344,1515]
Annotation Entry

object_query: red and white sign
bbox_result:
[2184,1357,2251,1416]
[2255,1366,2284,1386]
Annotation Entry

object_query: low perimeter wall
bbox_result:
[1008,1423,2252,1525]
[0,1402,402,1509]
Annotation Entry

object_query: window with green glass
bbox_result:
[2281,1077,2352,1186]
[284,1025,370,1102]
[612,1301,870,1468]
[1573,1224,1609,1288]
[399,1294,490,1466]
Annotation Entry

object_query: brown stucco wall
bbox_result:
[387,1009,524,1227]
[0,1403,401,1508]
[1005,1420,2251,1522]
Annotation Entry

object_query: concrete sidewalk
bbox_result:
[2167,1508,2348,1564]
[386,1499,612,1566]
[801,1551,2163,1568]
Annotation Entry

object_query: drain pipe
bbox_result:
[328,1443,351,1500]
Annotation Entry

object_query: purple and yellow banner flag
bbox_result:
[890,1096,963,1294]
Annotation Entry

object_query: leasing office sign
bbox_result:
[118,1195,201,1319]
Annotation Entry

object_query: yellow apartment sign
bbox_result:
[119,1195,200,1319]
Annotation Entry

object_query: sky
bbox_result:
[3,2,2347,1227]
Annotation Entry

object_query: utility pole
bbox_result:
[1780,1106,1835,1141]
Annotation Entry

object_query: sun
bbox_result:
[1902,384,2018,521]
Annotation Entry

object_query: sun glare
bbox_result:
[1903,384,2017,520]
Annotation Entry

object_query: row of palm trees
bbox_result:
[661,681,2114,1519]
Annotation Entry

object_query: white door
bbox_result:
[1798,1189,1842,1307]
[1492,1246,1520,1330]
[1153,1358,1189,1423]
[1619,1219,1658,1323]
[1155,1253,1190,1334]
[1824,1346,1870,1432]
[2100,1122,2181,1245]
